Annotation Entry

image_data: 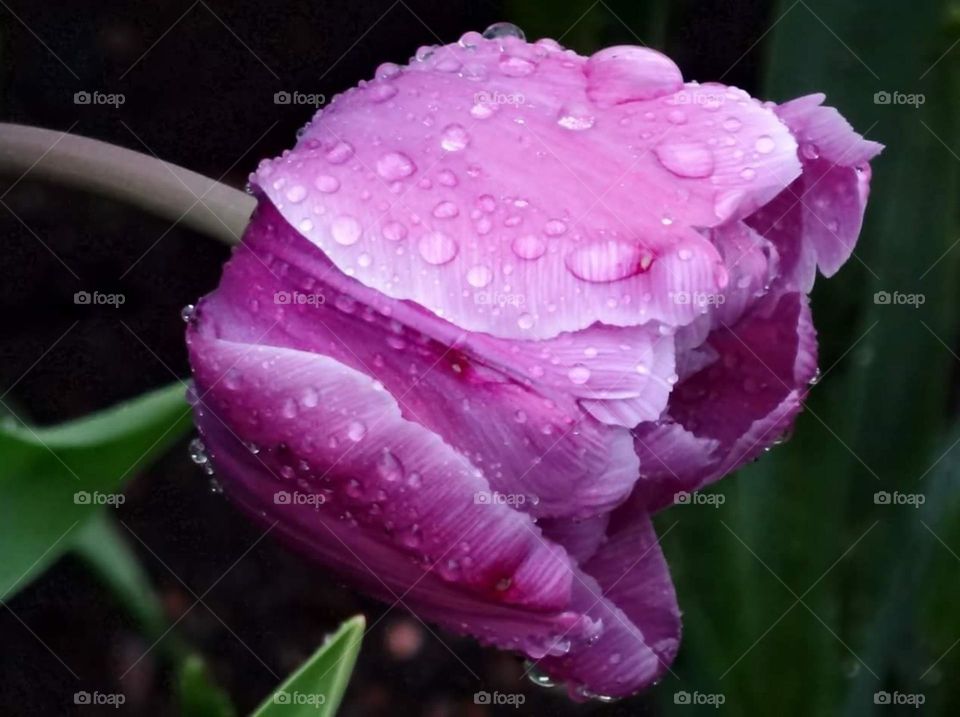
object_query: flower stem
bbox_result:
[0,124,255,244]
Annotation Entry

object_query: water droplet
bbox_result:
[800,142,820,160]
[584,46,683,105]
[180,304,196,323]
[440,124,470,152]
[755,135,776,154]
[376,151,417,180]
[369,82,398,102]
[568,365,591,384]
[325,141,354,164]
[466,264,493,288]
[525,662,556,688]
[417,231,458,265]
[314,175,340,193]
[566,240,654,283]
[285,184,307,203]
[331,215,362,246]
[544,219,567,236]
[499,56,536,77]
[512,234,546,260]
[654,140,715,178]
[347,420,367,442]
[382,221,407,242]
[301,386,319,408]
[517,313,535,330]
[722,117,742,132]
[483,22,525,41]
[470,102,495,119]
[666,109,686,124]
[376,449,404,482]
[432,200,459,218]
[437,169,458,187]
[557,105,595,131]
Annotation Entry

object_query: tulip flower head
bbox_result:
[186,23,880,699]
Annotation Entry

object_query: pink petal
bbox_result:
[537,507,680,698]
[188,330,575,609]
[250,37,802,340]
[633,291,817,510]
[196,202,642,519]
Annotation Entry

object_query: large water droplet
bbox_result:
[314,174,340,193]
[654,140,715,178]
[483,22,525,41]
[331,215,362,246]
[585,45,683,106]
[325,141,355,164]
[440,124,470,152]
[285,184,308,203]
[512,234,546,260]
[376,151,417,180]
[568,365,591,384]
[418,231,458,265]
[376,449,404,482]
[755,135,776,154]
[466,264,493,288]
[347,420,367,442]
[557,104,595,131]
[566,240,654,283]
[432,200,459,218]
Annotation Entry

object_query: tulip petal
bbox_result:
[537,509,680,698]
[251,37,802,341]
[633,291,817,510]
[748,94,882,290]
[199,203,644,519]
[187,330,575,609]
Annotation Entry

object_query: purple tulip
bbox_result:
[186,29,880,699]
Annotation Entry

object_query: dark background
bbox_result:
[1,1,958,715]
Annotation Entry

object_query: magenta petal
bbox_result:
[748,94,882,290]
[634,291,817,510]
[250,38,803,340]
[536,507,680,698]
[188,331,575,609]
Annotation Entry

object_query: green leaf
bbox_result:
[179,654,237,717]
[252,615,365,717]
[0,382,192,601]
[72,511,170,641]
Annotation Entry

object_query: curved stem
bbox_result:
[0,124,255,245]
